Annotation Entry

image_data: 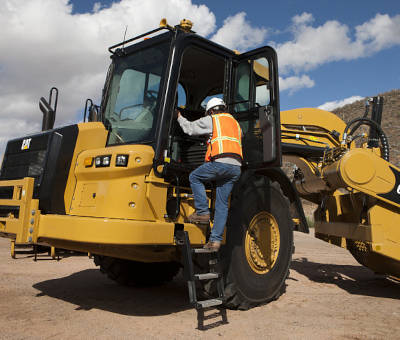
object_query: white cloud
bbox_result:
[275,12,400,74]
[279,75,315,93]
[93,2,102,13]
[292,12,313,26]
[318,95,364,111]
[211,12,268,51]
[0,118,41,163]
[356,13,400,52]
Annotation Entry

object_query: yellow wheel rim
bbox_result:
[245,211,280,274]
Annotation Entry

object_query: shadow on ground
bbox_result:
[33,269,192,316]
[291,257,400,299]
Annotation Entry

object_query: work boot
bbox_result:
[188,212,210,224]
[203,241,221,251]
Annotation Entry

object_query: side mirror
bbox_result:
[39,97,55,131]
[88,105,99,122]
[39,87,58,131]
[83,98,100,122]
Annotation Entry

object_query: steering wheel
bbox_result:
[118,103,144,120]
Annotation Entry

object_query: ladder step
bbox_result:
[190,221,210,225]
[193,247,218,254]
[196,298,223,309]
[180,193,194,199]
[194,273,219,280]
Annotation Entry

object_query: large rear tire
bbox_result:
[204,176,294,310]
[93,255,181,286]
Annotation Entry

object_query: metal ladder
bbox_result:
[176,230,228,330]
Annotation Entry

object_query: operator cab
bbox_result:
[170,44,279,175]
[100,21,281,182]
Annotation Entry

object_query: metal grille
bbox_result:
[2,150,47,179]
[0,125,78,214]
[0,134,50,189]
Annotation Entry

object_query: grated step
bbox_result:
[180,194,194,199]
[189,221,210,225]
[193,247,218,254]
[194,273,219,280]
[196,298,223,309]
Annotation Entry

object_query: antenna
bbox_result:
[122,25,128,50]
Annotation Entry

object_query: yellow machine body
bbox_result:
[0,122,208,262]
[1,102,400,277]
[2,106,400,275]
[281,107,400,277]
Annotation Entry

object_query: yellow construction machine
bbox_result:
[0,19,294,313]
[281,98,400,278]
[0,19,398,318]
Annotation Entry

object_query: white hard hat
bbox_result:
[206,97,226,113]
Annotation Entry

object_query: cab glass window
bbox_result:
[234,57,270,113]
[104,41,169,145]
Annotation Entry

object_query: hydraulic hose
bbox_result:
[342,117,389,161]
[348,100,370,134]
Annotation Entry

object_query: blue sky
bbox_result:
[0,0,399,158]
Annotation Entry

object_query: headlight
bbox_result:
[95,155,112,167]
[116,154,129,167]
[102,156,111,166]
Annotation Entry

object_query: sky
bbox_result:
[0,0,399,160]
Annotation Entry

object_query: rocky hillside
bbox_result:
[332,89,400,167]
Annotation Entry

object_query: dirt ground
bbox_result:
[0,232,399,340]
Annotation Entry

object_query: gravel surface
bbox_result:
[0,232,399,339]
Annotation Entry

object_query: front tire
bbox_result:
[208,176,294,310]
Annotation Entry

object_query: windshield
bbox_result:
[103,41,170,145]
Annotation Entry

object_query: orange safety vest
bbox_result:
[205,113,243,163]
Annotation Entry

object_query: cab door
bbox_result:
[229,46,281,168]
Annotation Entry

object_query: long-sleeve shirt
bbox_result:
[177,114,241,166]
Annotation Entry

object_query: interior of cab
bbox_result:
[168,47,226,171]
[168,45,273,173]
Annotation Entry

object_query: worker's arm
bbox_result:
[177,113,212,136]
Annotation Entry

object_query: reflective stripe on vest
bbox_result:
[205,113,243,162]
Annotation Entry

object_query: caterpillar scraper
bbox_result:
[0,19,398,318]
[281,97,400,278]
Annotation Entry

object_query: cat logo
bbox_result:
[21,138,32,151]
